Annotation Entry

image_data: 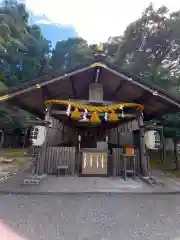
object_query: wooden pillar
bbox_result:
[138,114,149,177]
[37,103,51,175]
[174,139,180,171]
[160,127,166,165]
[22,127,28,148]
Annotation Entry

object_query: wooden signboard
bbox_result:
[82,152,108,175]
[118,119,139,133]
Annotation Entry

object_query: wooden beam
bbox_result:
[138,114,149,177]
[135,91,152,104]
[51,110,136,118]
[68,99,119,105]
[144,124,163,130]
[69,77,76,97]
[144,105,177,121]
[42,86,54,99]
[1,65,92,101]
[106,66,180,108]
[9,98,44,118]
[136,91,171,108]
[26,120,51,126]
[114,80,125,97]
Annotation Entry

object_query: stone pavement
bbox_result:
[0,172,153,194]
[149,170,180,193]
[1,194,180,239]
[0,171,180,194]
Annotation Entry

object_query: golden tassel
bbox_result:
[108,111,119,122]
[71,108,81,120]
[90,112,101,124]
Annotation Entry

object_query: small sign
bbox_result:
[125,147,135,156]
[118,119,139,133]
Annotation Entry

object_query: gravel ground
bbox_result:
[0,194,180,240]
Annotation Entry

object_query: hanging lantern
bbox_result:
[71,108,81,120]
[144,130,161,150]
[90,112,101,124]
[31,126,46,147]
[108,111,119,122]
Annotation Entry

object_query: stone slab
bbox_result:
[0,173,151,193]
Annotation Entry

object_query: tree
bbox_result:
[51,38,93,71]
[0,0,51,132]
[111,4,180,87]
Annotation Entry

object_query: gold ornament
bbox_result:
[71,108,81,120]
[108,111,119,122]
[90,112,101,125]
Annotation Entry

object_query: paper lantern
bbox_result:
[144,130,161,150]
[31,126,46,147]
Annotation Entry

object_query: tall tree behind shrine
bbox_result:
[109,4,180,93]
[1,1,180,137]
[0,0,51,131]
[105,4,180,140]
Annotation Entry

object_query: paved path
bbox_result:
[1,168,180,195]
[0,173,153,194]
[2,173,180,194]
[0,194,180,240]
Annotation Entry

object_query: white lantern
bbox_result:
[30,126,47,147]
[144,130,161,150]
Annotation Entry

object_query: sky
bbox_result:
[25,0,180,44]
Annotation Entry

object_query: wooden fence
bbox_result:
[112,148,140,176]
[36,146,75,175]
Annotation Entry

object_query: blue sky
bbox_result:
[25,0,180,43]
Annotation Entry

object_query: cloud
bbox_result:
[36,20,51,24]
[25,0,180,43]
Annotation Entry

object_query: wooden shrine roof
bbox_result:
[1,57,180,121]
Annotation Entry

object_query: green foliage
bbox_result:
[106,4,180,140]
[51,38,93,71]
[1,1,180,137]
[0,0,51,132]
[109,5,180,85]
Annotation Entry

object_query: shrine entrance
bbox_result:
[1,46,180,180]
